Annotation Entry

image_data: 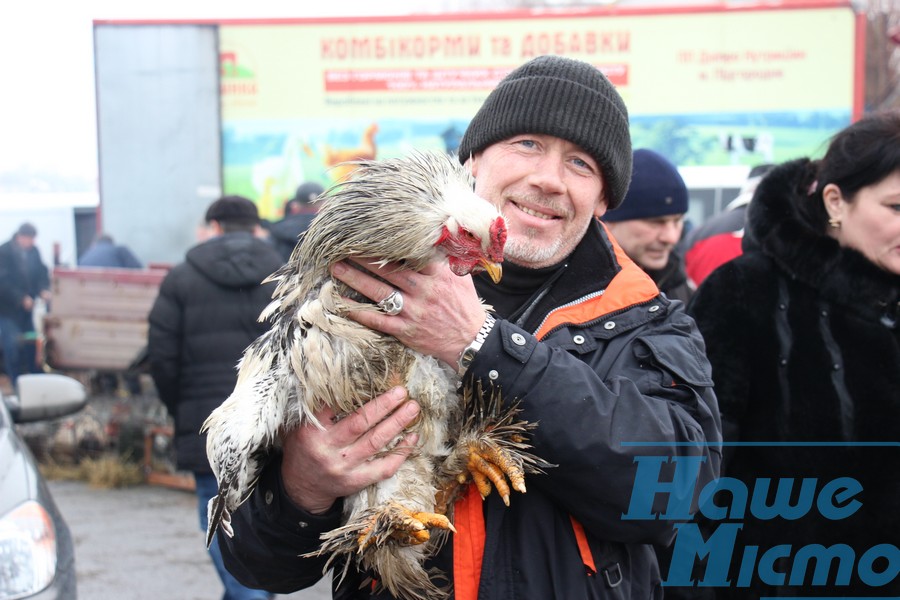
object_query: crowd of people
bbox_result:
[5,53,898,600]
[190,56,900,600]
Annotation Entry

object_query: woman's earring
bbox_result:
[828,217,841,229]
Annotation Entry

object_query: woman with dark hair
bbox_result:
[688,111,900,598]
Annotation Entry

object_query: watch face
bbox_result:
[458,348,476,375]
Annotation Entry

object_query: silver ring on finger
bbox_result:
[377,289,404,316]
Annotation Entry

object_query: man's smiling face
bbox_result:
[469,134,607,269]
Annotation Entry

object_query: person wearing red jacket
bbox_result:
[681,164,774,287]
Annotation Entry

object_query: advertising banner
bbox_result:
[219,3,860,219]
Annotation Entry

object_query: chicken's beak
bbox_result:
[481,259,503,283]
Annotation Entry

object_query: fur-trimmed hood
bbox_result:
[745,158,900,327]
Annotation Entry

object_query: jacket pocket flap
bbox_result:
[637,334,714,387]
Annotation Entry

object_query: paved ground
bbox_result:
[48,479,332,600]
[9,372,331,598]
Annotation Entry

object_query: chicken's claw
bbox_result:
[355,503,455,551]
[413,511,456,533]
[466,442,527,506]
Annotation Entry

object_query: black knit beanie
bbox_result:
[458,55,632,210]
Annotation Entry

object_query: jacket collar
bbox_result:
[644,250,688,292]
[479,219,660,336]
[533,222,660,339]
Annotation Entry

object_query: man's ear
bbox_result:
[593,198,609,219]
[467,153,478,177]
[207,220,224,237]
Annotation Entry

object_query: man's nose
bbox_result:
[526,154,567,195]
[658,221,682,245]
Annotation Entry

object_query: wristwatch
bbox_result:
[457,313,497,377]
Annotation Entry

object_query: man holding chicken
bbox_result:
[218,55,721,600]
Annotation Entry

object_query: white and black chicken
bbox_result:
[203,151,545,599]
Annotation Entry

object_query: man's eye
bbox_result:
[571,157,595,172]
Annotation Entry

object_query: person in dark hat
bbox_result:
[602,148,694,303]
[147,195,281,600]
[217,55,720,600]
[0,222,50,384]
[267,181,325,262]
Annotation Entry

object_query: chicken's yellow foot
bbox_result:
[470,468,494,500]
[356,503,455,550]
[467,443,527,506]
[412,511,456,533]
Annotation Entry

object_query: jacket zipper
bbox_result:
[534,293,661,340]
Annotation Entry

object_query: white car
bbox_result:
[0,374,86,599]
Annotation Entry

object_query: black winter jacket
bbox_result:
[148,232,283,474]
[0,237,50,328]
[688,159,900,597]
[219,221,722,599]
[268,214,315,262]
[645,251,694,305]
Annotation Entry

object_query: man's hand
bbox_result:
[280,386,421,515]
[330,259,488,368]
